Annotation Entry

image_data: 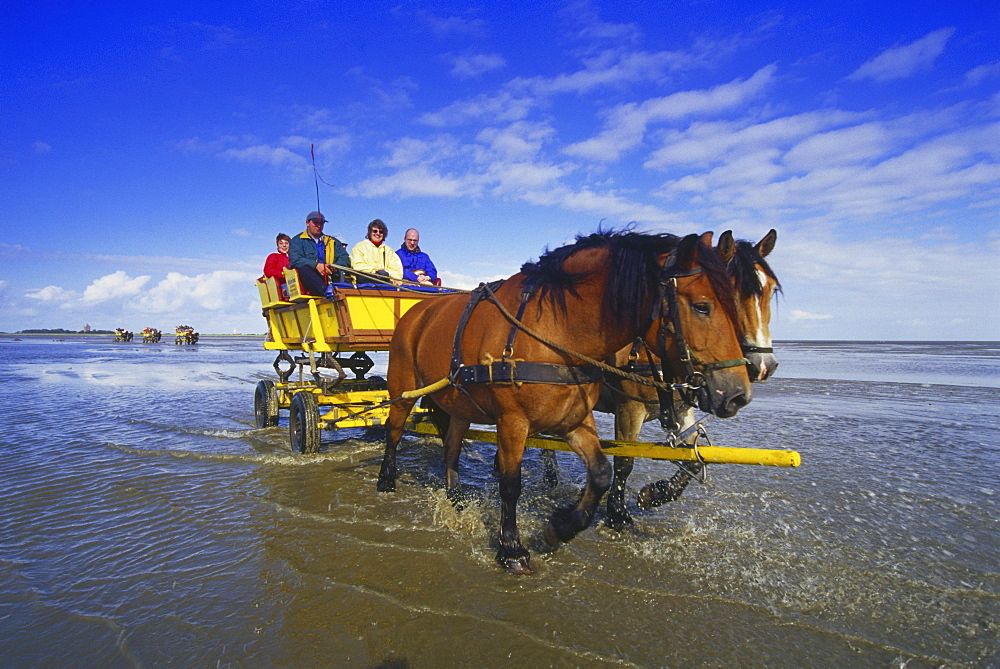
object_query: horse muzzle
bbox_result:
[698,374,751,418]
[746,352,778,382]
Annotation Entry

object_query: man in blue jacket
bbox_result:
[288,211,350,295]
[396,228,438,285]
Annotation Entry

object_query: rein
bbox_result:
[472,281,689,393]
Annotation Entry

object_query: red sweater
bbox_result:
[262,252,290,280]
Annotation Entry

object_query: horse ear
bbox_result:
[756,229,777,257]
[716,230,736,263]
[676,233,700,271]
[699,231,714,248]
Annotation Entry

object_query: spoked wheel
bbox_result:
[289,391,321,454]
[254,380,279,428]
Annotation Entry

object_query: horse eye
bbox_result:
[692,302,711,315]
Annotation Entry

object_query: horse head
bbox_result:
[647,233,752,418]
[716,229,780,381]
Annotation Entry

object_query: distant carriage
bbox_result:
[141,327,162,343]
[174,325,199,345]
[113,328,133,342]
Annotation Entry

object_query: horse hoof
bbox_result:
[605,512,634,532]
[376,477,395,493]
[497,553,533,575]
[542,523,563,548]
[446,486,473,510]
[636,485,657,510]
[543,507,581,546]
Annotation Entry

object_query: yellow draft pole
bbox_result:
[406,421,800,468]
[400,377,450,399]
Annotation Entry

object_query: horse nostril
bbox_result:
[733,392,750,408]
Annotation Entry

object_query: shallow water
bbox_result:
[0,336,997,666]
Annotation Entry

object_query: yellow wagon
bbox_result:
[254,269,446,453]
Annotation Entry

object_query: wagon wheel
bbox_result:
[254,380,279,428]
[289,391,321,454]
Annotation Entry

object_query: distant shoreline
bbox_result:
[0,332,266,339]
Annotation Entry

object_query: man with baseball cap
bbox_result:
[288,210,350,296]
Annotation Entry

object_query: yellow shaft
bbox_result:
[406,421,800,467]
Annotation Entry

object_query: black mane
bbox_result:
[520,229,736,331]
[730,240,781,297]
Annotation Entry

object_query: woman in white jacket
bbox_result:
[349,219,404,284]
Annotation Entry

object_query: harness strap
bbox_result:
[502,279,536,358]
[451,281,503,375]
[456,360,603,386]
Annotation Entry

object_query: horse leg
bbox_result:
[636,403,700,508]
[494,419,532,575]
[541,450,559,488]
[423,395,451,439]
[443,416,471,505]
[544,417,612,545]
[606,456,635,530]
[606,399,646,529]
[377,399,416,492]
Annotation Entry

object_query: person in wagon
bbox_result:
[261,233,291,280]
[396,228,439,286]
[288,211,350,296]
[349,219,403,284]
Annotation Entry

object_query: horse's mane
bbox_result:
[730,240,781,297]
[520,228,737,330]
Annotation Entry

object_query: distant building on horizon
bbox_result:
[82,324,91,332]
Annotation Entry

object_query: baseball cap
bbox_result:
[306,211,327,223]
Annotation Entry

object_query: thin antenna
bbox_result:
[311,143,321,212]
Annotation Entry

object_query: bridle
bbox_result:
[648,251,747,432]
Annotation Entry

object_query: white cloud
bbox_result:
[564,63,778,162]
[513,49,697,97]
[789,310,833,321]
[81,271,151,304]
[476,121,556,161]
[645,110,867,169]
[783,122,892,169]
[561,1,642,46]
[353,166,480,198]
[137,270,254,312]
[384,136,463,168]
[417,10,486,38]
[25,285,77,301]
[847,27,955,82]
[653,108,1000,225]
[220,144,307,168]
[450,52,506,79]
[33,141,52,154]
[418,91,536,126]
[963,61,1000,88]
[437,270,506,290]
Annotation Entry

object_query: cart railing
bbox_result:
[258,270,455,353]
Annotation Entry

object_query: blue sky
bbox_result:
[2,0,998,339]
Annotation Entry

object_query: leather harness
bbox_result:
[450,279,603,387]
[447,250,747,432]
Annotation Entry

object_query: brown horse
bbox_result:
[376,230,752,574]
[599,229,780,527]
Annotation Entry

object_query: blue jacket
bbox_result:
[396,245,437,282]
[289,230,350,271]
